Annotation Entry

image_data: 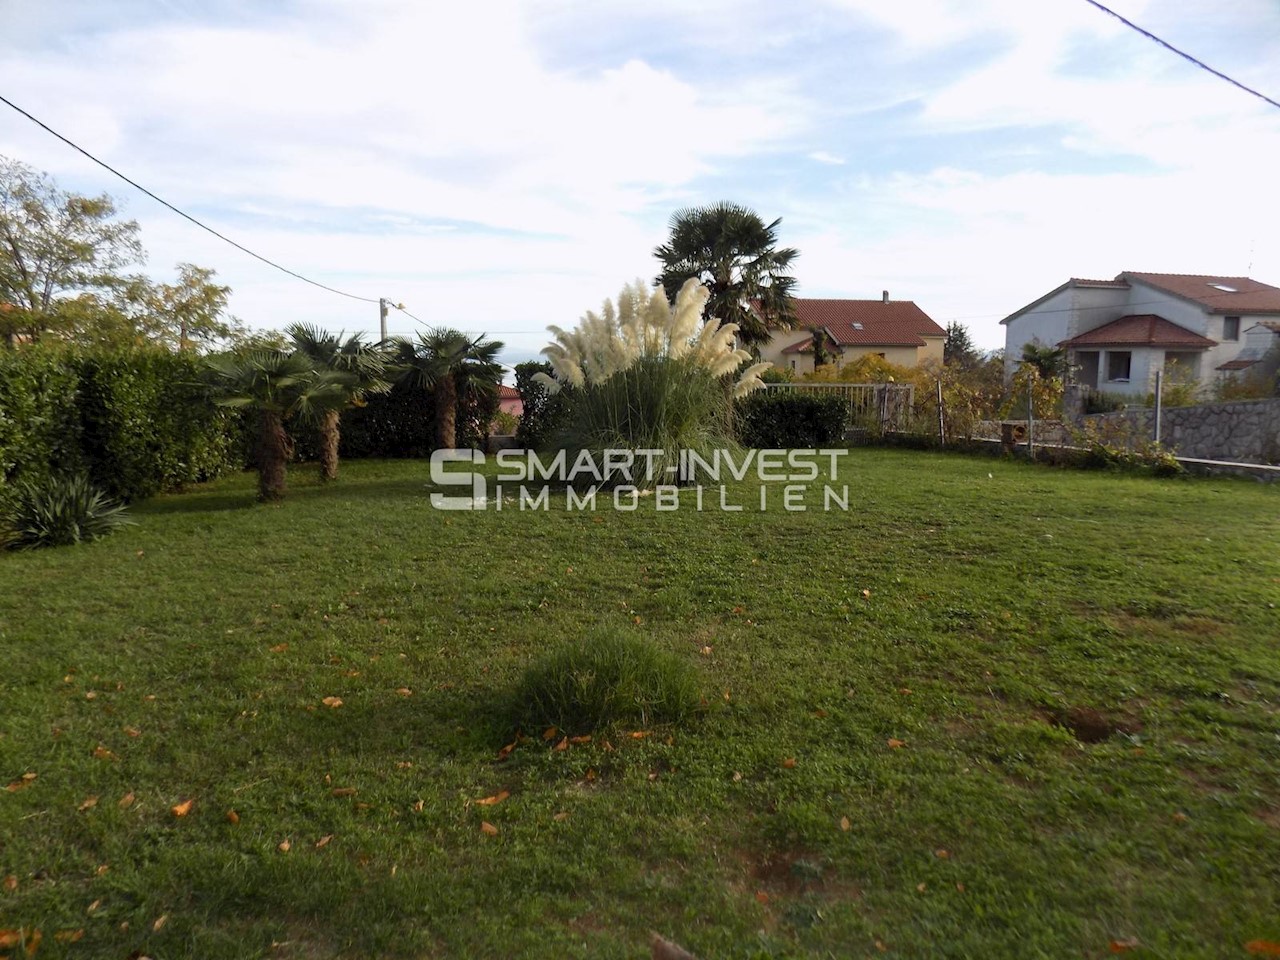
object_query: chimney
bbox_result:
[882,290,889,303]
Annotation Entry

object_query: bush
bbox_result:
[514,361,573,450]
[2,473,134,549]
[0,346,87,512]
[735,391,849,447]
[508,629,701,734]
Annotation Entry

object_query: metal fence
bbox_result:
[764,382,915,433]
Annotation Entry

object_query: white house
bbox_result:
[759,293,946,376]
[1001,272,1280,396]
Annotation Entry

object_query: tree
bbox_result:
[205,350,352,501]
[286,323,390,480]
[944,321,980,368]
[144,264,244,350]
[811,327,831,369]
[390,328,504,449]
[1020,340,1069,379]
[0,155,143,344]
[653,202,799,353]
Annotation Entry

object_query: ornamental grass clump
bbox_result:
[534,277,771,485]
[2,473,134,549]
[510,628,701,734]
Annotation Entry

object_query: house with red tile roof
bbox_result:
[1001,272,1280,396]
[758,292,946,376]
[497,383,523,418]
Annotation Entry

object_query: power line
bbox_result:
[0,92,381,304]
[1081,0,1280,111]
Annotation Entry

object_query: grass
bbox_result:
[1,450,1278,959]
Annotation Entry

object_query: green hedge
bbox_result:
[514,360,573,450]
[735,390,850,448]
[0,345,243,507]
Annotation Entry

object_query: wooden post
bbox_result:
[935,379,945,446]
[1153,369,1163,444]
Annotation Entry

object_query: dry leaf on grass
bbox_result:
[630,731,651,740]
[118,792,136,809]
[92,745,116,760]
[54,929,84,943]
[569,735,592,744]
[171,798,194,817]
[78,796,98,812]
[840,816,851,832]
[3,875,16,893]
[781,757,797,769]
[541,727,558,741]
[152,915,168,932]
[321,697,343,709]
[1245,943,1280,957]
[269,643,288,653]
[395,687,412,697]
[554,737,569,752]
[553,811,569,822]
[331,787,357,798]
[475,791,510,806]
[887,738,907,749]
[277,840,291,853]
[226,810,240,824]
[480,821,499,836]
[315,835,333,849]
[496,741,517,760]
[1109,939,1140,953]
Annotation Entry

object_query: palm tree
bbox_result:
[1020,341,1069,379]
[653,201,799,353]
[390,328,504,449]
[285,323,390,481]
[205,350,352,501]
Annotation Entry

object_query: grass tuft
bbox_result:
[509,627,701,733]
[2,472,134,549]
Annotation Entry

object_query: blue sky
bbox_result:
[3,0,1279,368]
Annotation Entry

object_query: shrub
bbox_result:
[0,346,87,512]
[735,391,849,447]
[2,473,134,549]
[514,360,572,450]
[509,629,701,734]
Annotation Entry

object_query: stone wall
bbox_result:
[1081,397,1280,464]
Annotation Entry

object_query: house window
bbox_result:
[789,359,796,371]
[1223,316,1240,341]
[1107,351,1131,382]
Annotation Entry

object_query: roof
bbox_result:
[1060,314,1216,349]
[1121,272,1280,316]
[776,298,945,348]
[497,384,520,399]
[1068,278,1130,288]
[1216,358,1259,371]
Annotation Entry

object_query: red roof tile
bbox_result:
[1121,272,1280,315]
[1061,314,1216,349]
[497,384,520,399]
[777,299,944,347]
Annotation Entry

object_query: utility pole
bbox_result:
[379,298,389,343]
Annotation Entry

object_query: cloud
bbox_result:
[808,151,846,165]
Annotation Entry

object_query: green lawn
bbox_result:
[2,452,1279,959]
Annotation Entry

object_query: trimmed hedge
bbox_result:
[0,345,242,507]
[514,360,572,450]
[735,391,850,448]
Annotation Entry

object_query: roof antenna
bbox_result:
[1247,238,1255,275]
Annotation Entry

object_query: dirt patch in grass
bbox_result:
[1044,706,1142,744]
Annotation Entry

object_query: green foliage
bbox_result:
[735,391,849,447]
[491,408,519,435]
[943,321,980,368]
[653,201,799,351]
[514,361,572,449]
[390,328,504,449]
[759,365,794,383]
[2,472,134,549]
[509,628,701,734]
[1019,340,1069,379]
[1072,419,1185,476]
[0,345,87,511]
[1083,390,1128,415]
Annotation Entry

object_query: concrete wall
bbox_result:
[1081,397,1280,463]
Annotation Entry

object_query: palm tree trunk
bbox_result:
[258,409,291,501]
[319,408,341,481]
[436,374,458,449]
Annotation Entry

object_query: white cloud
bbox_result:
[808,151,846,165]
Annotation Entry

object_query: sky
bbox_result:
[3,0,1280,370]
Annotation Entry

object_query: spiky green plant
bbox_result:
[534,278,770,485]
[3,473,134,549]
[389,328,504,449]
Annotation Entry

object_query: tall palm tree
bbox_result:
[205,350,352,501]
[1020,341,1069,379]
[653,201,799,353]
[286,323,389,481]
[390,328,504,449]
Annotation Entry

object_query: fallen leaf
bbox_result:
[723,689,731,702]
[553,811,570,822]
[144,694,157,701]
[226,809,240,824]
[480,821,499,836]
[395,687,412,697]
[496,741,517,760]
[887,738,907,749]
[85,691,97,700]
[813,708,828,718]
[554,737,569,752]
[87,900,101,914]
[95,865,109,877]
[732,771,743,782]
[632,616,642,625]
[755,890,769,904]
[344,670,361,678]
[585,769,597,782]
[475,791,510,806]
[171,798,194,817]
[935,849,950,859]
[78,796,99,812]
[898,688,912,695]
[54,929,84,943]
[315,835,333,849]
[916,882,927,893]
[123,726,141,738]
[277,840,291,853]
[1246,942,1280,957]
[321,697,343,709]
[412,799,424,813]
[1172,811,1189,823]
[700,646,713,655]
[781,757,797,769]
[875,941,888,953]
[732,606,744,614]
[630,731,651,740]
[25,929,42,953]
[2,875,16,893]
[862,589,872,599]
[0,930,20,948]
[92,745,116,760]
[601,740,615,752]
[1109,938,1140,953]
[118,792,136,809]
[955,882,966,892]
[541,727,558,741]
[270,643,288,653]
[152,915,168,932]
[396,761,413,769]
[331,787,357,798]
[840,816,851,832]
[569,735,592,744]
[63,675,74,684]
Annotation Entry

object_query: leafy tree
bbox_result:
[205,350,352,501]
[143,264,244,350]
[390,328,504,449]
[944,321,980,368]
[811,327,831,369]
[286,324,389,480]
[653,201,799,353]
[0,155,143,345]
[514,360,572,450]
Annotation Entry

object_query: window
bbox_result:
[1107,351,1131,382]
[1223,316,1240,341]
[789,359,796,371]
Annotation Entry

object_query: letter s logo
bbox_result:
[430,449,486,509]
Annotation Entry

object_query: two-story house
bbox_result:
[1001,271,1280,395]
